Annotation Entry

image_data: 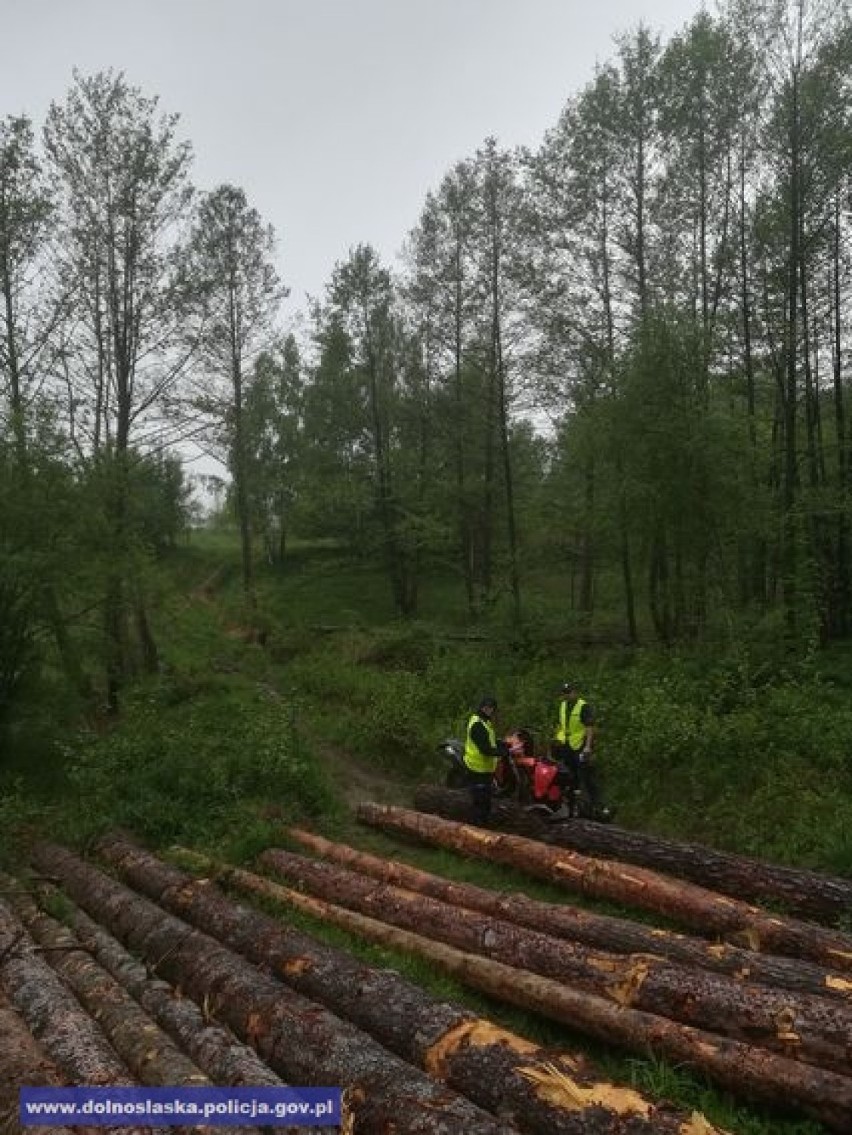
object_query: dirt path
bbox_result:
[189,570,415,814]
[307,732,413,811]
[255,681,412,812]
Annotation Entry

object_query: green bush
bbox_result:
[65,678,338,846]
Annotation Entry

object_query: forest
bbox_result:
[2,3,852,1133]
[2,2,852,714]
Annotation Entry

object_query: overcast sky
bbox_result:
[2,0,705,324]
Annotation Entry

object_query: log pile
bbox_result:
[0,986,85,1135]
[3,833,737,1135]
[256,847,852,1076]
[25,843,534,1135]
[81,835,725,1135]
[173,847,852,1131]
[287,828,852,1004]
[2,796,849,1135]
[357,803,852,970]
[413,785,852,923]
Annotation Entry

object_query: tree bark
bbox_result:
[0,899,152,1135]
[259,848,852,1076]
[0,987,87,1135]
[168,848,729,1135]
[30,844,518,1135]
[413,785,852,923]
[57,898,286,1089]
[3,880,209,1090]
[87,836,716,1135]
[356,803,852,972]
[0,899,133,1088]
[288,828,852,1007]
[178,854,852,1135]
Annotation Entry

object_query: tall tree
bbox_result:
[404,162,482,612]
[182,183,286,606]
[44,70,194,709]
[321,245,420,616]
[43,74,191,707]
[243,335,305,567]
[0,114,94,696]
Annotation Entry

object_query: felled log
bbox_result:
[1,877,209,1090]
[169,847,731,1135]
[57,896,286,1089]
[260,847,852,1075]
[357,803,852,972]
[414,785,852,924]
[0,898,154,1135]
[30,844,519,1135]
[0,987,86,1135]
[0,897,133,1087]
[184,853,852,1135]
[96,836,722,1135]
[288,828,852,1005]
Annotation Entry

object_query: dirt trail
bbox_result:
[255,681,413,812]
[308,732,413,811]
[188,570,416,813]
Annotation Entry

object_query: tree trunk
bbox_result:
[414,785,852,923]
[289,826,852,1006]
[0,987,86,1135]
[782,63,801,634]
[0,899,134,1089]
[0,900,154,1135]
[356,803,852,972]
[179,855,852,1134]
[258,848,852,1076]
[58,898,287,1089]
[29,844,518,1135]
[617,468,638,644]
[165,851,714,1135]
[3,881,209,1090]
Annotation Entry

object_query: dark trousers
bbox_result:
[465,769,493,825]
[550,743,602,810]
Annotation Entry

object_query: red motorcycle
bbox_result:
[495,728,613,822]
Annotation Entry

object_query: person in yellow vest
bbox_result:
[463,694,507,825]
[551,679,604,817]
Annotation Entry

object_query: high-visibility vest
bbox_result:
[555,697,587,750]
[464,713,497,773]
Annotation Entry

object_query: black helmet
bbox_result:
[477,694,498,713]
[560,680,577,694]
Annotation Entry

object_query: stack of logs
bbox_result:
[1,796,851,1135]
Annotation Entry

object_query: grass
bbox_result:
[3,526,850,1135]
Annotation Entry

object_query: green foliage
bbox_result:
[596,643,852,871]
[0,563,38,725]
[64,676,338,846]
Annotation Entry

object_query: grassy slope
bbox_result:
[4,527,849,1135]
